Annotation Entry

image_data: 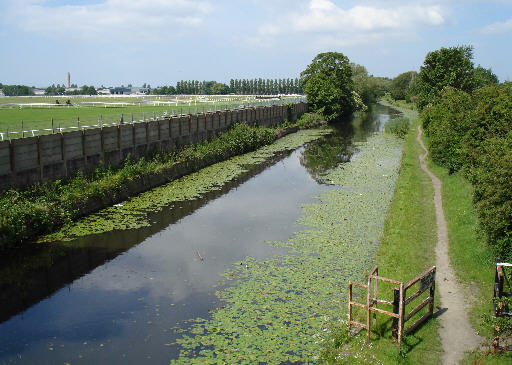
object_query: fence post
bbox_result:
[51,118,54,134]
[366,274,372,343]
[21,121,24,138]
[373,268,378,327]
[392,288,400,340]
[398,283,405,351]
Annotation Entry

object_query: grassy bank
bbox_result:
[329,99,510,364]
[319,103,442,364]
[427,150,512,364]
[0,114,327,248]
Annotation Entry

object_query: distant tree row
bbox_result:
[1,84,34,96]
[45,85,97,96]
[229,78,303,95]
[151,78,304,96]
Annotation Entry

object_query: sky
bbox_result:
[0,0,511,87]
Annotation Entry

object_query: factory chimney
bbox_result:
[67,72,71,88]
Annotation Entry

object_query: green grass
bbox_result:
[426,148,512,365]
[0,95,299,137]
[370,110,441,364]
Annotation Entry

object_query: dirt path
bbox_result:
[417,126,482,365]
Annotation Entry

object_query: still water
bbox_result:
[0,105,399,364]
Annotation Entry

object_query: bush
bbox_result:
[421,87,471,173]
[462,83,512,178]
[296,112,327,129]
[471,132,512,260]
[385,117,410,139]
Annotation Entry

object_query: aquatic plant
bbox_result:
[170,133,403,363]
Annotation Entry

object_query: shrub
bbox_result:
[462,83,512,179]
[296,112,327,129]
[385,117,410,139]
[421,87,471,173]
[471,132,512,260]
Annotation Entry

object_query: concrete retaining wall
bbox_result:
[0,102,309,189]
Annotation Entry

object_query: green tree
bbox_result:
[301,52,355,121]
[416,45,475,109]
[472,65,498,89]
[210,82,229,95]
[2,85,34,96]
[390,71,418,100]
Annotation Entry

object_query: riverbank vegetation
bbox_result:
[0,113,326,249]
[420,79,510,261]
[319,104,441,364]
[385,43,511,361]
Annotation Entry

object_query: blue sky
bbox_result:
[1,0,511,87]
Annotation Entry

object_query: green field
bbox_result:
[0,95,303,139]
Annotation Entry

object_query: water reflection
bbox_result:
[0,151,291,325]
[0,104,399,364]
[300,104,397,182]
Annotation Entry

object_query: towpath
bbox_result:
[417,126,482,364]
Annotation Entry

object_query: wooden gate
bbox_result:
[494,263,512,317]
[348,265,436,351]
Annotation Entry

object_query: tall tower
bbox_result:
[67,72,71,88]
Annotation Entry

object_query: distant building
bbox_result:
[97,88,111,95]
[32,88,46,95]
[109,87,131,95]
[130,87,150,95]
[0,90,4,97]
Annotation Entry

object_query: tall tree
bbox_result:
[301,52,355,121]
[416,45,475,109]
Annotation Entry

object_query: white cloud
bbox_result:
[4,0,212,42]
[482,18,512,34]
[251,0,447,47]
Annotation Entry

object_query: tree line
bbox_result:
[400,45,509,261]
[152,78,305,95]
[0,84,34,96]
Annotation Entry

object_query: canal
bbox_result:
[0,104,400,364]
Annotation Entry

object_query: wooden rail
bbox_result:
[348,265,436,352]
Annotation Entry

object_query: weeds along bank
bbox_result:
[0,113,325,249]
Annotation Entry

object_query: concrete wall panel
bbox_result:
[63,131,83,160]
[120,125,134,149]
[39,134,62,164]
[12,138,39,171]
[170,117,180,137]
[102,126,118,152]
[0,141,11,175]
[84,129,101,156]
[134,124,147,146]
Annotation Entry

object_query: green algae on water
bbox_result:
[170,133,404,364]
[39,129,331,242]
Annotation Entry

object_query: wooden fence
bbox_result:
[348,265,436,351]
